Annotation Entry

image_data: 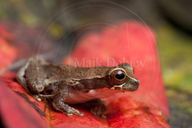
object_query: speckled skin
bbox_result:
[16,58,140,118]
[25,59,45,93]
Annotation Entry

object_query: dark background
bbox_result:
[0,0,192,127]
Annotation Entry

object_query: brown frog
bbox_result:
[16,58,140,118]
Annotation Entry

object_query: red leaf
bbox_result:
[0,79,48,128]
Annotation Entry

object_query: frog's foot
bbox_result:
[53,102,84,117]
[90,104,107,118]
[53,85,84,117]
[63,105,84,117]
[84,98,107,118]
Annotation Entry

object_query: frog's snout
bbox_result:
[125,79,140,91]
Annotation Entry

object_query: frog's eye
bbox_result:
[110,69,126,85]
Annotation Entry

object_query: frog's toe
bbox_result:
[32,95,42,102]
[66,113,73,117]
[67,107,84,116]
[79,112,84,116]
[101,114,106,119]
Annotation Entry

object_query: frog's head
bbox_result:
[108,63,140,91]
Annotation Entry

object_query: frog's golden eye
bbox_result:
[110,69,126,85]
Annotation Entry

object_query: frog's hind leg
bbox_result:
[16,58,33,93]
[16,58,42,101]
[52,84,84,117]
[25,57,46,93]
[85,98,107,118]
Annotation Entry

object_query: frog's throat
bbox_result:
[110,83,125,90]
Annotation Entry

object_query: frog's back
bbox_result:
[57,64,111,79]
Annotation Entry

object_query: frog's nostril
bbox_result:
[135,81,139,86]
[131,79,140,86]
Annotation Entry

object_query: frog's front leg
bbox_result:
[53,84,84,117]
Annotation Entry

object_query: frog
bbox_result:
[16,57,140,118]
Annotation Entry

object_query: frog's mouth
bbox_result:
[110,78,140,91]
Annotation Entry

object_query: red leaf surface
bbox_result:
[0,21,170,128]
[0,26,17,71]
